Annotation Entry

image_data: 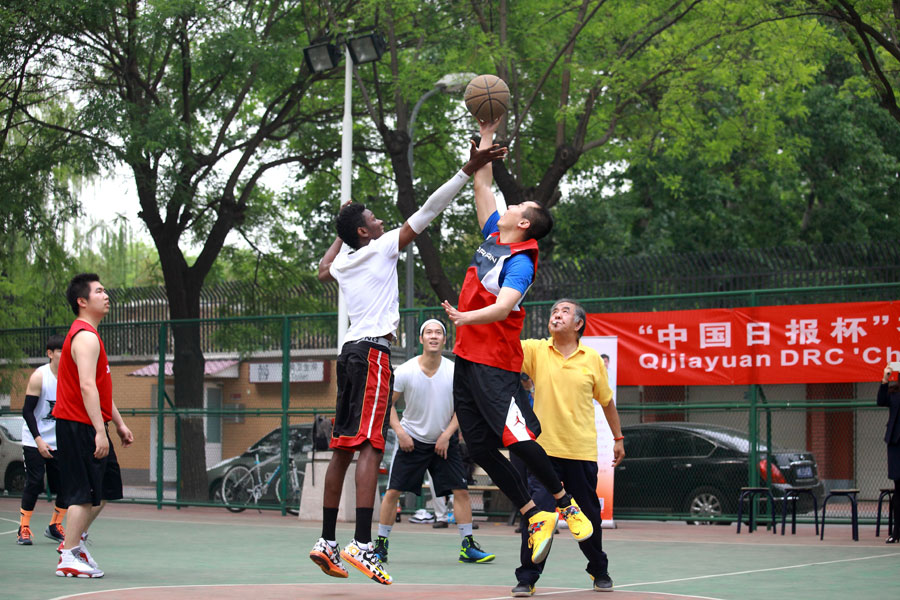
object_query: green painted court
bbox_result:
[1,497,896,600]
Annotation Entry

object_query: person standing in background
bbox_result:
[877,362,900,543]
[17,335,68,546]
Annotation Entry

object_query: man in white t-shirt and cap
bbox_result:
[308,142,507,586]
[373,318,495,565]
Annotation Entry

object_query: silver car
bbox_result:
[0,416,26,493]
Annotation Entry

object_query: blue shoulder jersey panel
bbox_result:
[480,211,533,295]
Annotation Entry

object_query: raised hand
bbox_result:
[462,142,507,176]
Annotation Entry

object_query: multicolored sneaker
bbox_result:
[56,548,103,578]
[526,511,557,564]
[458,536,495,563]
[373,535,389,563]
[340,539,392,585]
[17,525,33,545]
[309,538,349,578]
[45,523,65,542]
[559,499,593,541]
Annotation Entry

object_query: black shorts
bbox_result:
[56,419,123,506]
[23,446,64,501]
[453,356,541,455]
[331,340,393,452]
[387,435,469,497]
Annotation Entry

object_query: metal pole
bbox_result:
[280,316,290,516]
[337,44,352,349]
[156,323,166,509]
[405,86,441,359]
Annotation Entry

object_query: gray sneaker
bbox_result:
[592,573,614,592]
[512,581,534,597]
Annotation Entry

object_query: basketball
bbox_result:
[464,74,509,122]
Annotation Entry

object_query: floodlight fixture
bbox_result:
[347,32,386,65]
[303,41,342,73]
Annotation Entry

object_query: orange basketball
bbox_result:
[464,74,509,122]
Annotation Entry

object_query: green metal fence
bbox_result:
[1,282,898,527]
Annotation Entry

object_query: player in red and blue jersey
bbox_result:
[442,118,593,573]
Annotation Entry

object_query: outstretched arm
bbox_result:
[441,287,523,327]
[398,140,507,250]
[473,119,502,230]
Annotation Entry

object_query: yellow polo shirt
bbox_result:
[521,338,613,462]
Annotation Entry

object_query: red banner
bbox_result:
[584,301,900,385]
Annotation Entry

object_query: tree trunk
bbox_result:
[162,264,208,502]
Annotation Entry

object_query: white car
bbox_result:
[0,416,25,493]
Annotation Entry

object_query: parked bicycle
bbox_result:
[220,443,303,515]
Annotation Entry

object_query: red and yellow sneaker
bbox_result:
[526,511,557,564]
[559,499,593,542]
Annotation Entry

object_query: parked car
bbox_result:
[614,422,825,523]
[206,423,315,504]
[0,416,26,493]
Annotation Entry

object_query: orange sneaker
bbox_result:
[17,525,33,545]
[309,538,348,578]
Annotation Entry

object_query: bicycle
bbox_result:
[220,444,304,515]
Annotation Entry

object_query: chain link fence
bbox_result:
[1,284,897,527]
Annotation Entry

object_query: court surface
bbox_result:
[1,497,896,600]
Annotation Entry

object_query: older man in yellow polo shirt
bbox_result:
[511,298,625,598]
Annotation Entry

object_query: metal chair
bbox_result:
[820,488,860,541]
[736,487,777,534]
[876,488,893,538]
[780,486,819,535]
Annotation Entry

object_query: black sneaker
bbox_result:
[432,520,449,529]
[45,523,65,542]
[511,581,534,597]
[592,573,614,592]
[373,535,389,563]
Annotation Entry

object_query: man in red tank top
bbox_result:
[53,273,133,579]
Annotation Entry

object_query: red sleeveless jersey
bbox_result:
[453,232,539,372]
[53,320,113,424]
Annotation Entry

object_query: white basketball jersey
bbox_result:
[21,363,58,450]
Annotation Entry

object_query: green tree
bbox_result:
[3,0,358,499]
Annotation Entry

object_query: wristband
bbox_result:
[613,436,624,441]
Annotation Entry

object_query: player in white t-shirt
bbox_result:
[308,142,508,586]
[17,335,68,546]
[373,319,495,565]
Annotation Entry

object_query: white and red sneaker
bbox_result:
[56,548,103,578]
[56,535,98,570]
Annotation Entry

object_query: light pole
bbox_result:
[404,73,476,357]
[303,32,386,348]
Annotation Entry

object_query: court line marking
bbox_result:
[616,551,900,588]
[0,515,20,535]
[48,583,724,600]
